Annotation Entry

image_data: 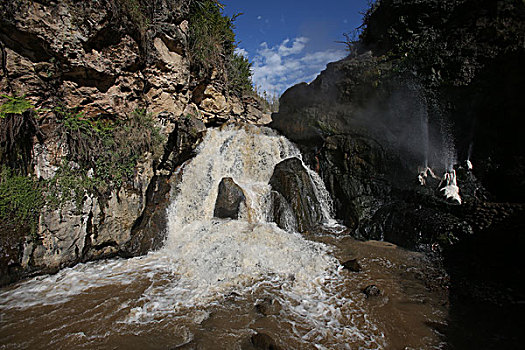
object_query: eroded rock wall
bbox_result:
[271,0,525,250]
[0,0,269,284]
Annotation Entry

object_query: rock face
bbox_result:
[271,3,525,346]
[269,158,324,233]
[0,0,269,285]
[214,177,246,220]
[271,0,525,250]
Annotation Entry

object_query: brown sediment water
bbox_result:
[0,235,448,349]
[0,125,448,349]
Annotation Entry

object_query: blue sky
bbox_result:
[221,0,371,95]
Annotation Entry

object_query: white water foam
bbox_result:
[0,124,384,348]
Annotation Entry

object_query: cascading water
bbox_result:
[0,124,447,349]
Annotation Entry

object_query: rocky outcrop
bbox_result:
[0,0,269,285]
[0,0,269,125]
[271,0,525,251]
[271,3,525,346]
[214,177,246,220]
[269,158,323,233]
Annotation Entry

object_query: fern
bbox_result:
[0,95,34,118]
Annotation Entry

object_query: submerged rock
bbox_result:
[255,297,281,316]
[214,177,246,219]
[269,158,323,233]
[363,285,381,298]
[342,258,362,272]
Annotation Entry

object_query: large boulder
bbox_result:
[269,158,323,233]
[214,177,246,219]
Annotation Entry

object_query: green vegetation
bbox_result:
[226,53,253,95]
[0,166,43,234]
[189,0,253,96]
[45,162,101,211]
[0,95,34,118]
[0,95,42,174]
[116,0,149,35]
[55,108,164,194]
[0,105,164,240]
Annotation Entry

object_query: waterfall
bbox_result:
[142,124,384,346]
[0,124,385,349]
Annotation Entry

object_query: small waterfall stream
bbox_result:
[0,124,447,349]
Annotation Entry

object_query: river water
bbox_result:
[0,125,448,349]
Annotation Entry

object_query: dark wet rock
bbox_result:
[250,333,282,350]
[120,175,171,257]
[269,157,323,233]
[214,177,246,220]
[268,191,297,232]
[270,0,525,251]
[255,297,281,316]
[358,201,474,250]
[363,285,381,298]
[342,258,361,272]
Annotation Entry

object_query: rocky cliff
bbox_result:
[271,0,525,347]
[0,0,269,285]
[272,0,525,249]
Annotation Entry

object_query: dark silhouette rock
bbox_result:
[269,157,323,233]
[214,177,246,219]
[363,285,381,298]
[342,258,361,272]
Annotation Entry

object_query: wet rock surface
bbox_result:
[248,333,282,350]
[269,158,323,233]
[214,177,246,220]
[268,191,298,232]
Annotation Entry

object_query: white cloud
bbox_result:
[234,47,248,58]
[257,15,262,20]
[250,37,347,95]
[278,37,309,57]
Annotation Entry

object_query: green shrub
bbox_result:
[189,0,236,76]
[0,166,43,234]
[189,0,254,96]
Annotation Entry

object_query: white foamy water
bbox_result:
[0,124,385,349]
